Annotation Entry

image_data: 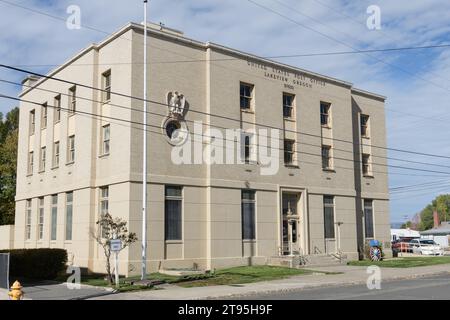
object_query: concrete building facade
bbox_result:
[12,22,391,275]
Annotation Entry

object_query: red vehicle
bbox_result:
[392,238,416,256]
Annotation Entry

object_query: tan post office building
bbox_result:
[10,22,391,275]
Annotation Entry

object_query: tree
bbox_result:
[93,213,137,285]
[0,107,19,225]
[415,194,450,231]
[400,221,412,229]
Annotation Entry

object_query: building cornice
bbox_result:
[20,22,386,102]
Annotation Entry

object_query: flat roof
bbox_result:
[21,22,386,101]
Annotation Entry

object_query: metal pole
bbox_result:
[115,251,119,289]
[141,0,148,281]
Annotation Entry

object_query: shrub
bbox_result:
[0,248,67,280]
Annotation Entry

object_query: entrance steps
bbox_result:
[268,253,347,269]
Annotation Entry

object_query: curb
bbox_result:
[190,270,450,300]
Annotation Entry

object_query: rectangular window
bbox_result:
[284,139,295,165]
[102,124,110,155]
[67,135,75,163]
[283,93,295,118]
[29,110,35,135]
[39,146,46,172]
[361,114,370,138]
[27,151,34,175]
[241,190,256,240]
[165,186,182,241]
[99,186,109,238]
[240,132,256,164]
[51,195,58,241]
[68,86,76,115]
[41,103,48,129]
[244,135,251,164]
[38,197,44,240]
[65,192,73,241]
[102,70,111,102]
[26,199,32,240]
[323,196,335,239]
[362,153,371,176]
[322,145,332,169]
[364,199,374,239]
[54,95,61,123]
[320,102,331,127]
[53,141,60,168]
[240,83,253,110]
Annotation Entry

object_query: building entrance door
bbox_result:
[282,193,300,255]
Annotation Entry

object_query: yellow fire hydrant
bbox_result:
[8,281,23,300]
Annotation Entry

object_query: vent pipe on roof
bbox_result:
[433,211,440,228]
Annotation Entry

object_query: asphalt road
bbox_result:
[236,274,450,300]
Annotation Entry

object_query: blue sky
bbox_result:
[1,0,450,224]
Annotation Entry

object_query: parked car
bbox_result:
[410,239,444,256]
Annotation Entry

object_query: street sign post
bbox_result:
[110,239,122,288]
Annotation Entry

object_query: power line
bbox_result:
[2,0,450,130]
[3,0,450,130]
[4,63,450,162]
[390,179,450,191]
[246,0,450,97]
[8,43,450,68]
[390,181,450,194]
[5,77,450,171]
[390,186,450,201]
[273,0,450,86]
[4,92,450,177]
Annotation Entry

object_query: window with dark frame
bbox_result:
[51,195,58,241]
[102,124,110,155]
[240,83,253,110]
[29,110,35,135]
[241,190,256,240]
[53,141,60,168]
[320,102,331,126]
[362,153,371,176]
[26,199,32,240]
[40,146,46,172]
[322,145,332,169]
[68,86,76,115]
[100,186,109,238]
[38,197,44,240]
[28,151,34,175]
[361,114,370,138]
[364,199,374,239]
[65,192,73,241]
[284,139,295,165]
[54,95,61,123]
[323,196,335,239]
[102,70,111,103]
[41,103,48,129]
[283,93,295,118]
[67,135,75,163]
[165,186,182,241]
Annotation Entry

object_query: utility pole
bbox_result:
[141,0,148,281]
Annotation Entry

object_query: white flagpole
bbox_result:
[141,0,148,281]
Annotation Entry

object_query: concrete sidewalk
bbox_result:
[0,282,113,300]
[92,264,450,300]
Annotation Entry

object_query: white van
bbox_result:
[410,239,444,256]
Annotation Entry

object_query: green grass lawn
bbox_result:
[76,266,323,291]
[79,272,180,292]
[175,266,319,288]
[348,256,450,268]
